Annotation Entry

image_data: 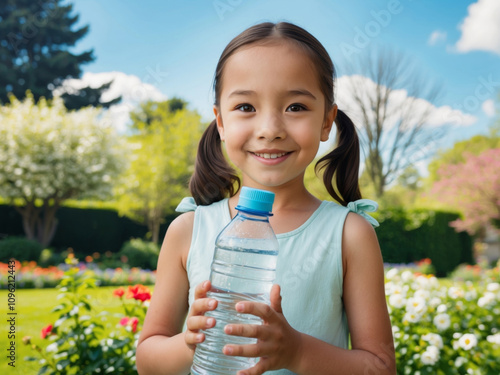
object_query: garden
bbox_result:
[1,254,499,374]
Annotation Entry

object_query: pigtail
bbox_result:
[189,120,240,205]
[315,109,361,206]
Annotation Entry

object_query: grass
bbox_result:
[0,286,148,373]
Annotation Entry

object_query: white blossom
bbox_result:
[420,345,440,365]
[433,313,451,331]
[457,333,477,350]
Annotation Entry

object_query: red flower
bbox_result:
[120,317,139,333]
[113,287,125,298]
[41,324,53,339]
[127,284,151,302]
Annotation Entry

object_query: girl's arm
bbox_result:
[291,212,395,374]
[223,212,395,375]
[135,212,196,375]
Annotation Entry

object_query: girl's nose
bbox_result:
[256,114,286,142]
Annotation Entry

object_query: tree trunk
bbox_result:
[13,198,59,247]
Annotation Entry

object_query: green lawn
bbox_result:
[0,286,144,373]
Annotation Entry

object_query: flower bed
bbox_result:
[385,261,500,374]
[0,259,156,289]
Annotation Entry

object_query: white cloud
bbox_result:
[482,99,496,116]
[54,71,167,132]
[428,30,447,46]
[335,75,477,128]
[456,0,500,55]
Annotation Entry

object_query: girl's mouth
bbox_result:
[250,151,292,164]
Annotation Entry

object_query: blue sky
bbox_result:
[69,0,499,154]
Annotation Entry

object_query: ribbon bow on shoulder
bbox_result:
[175,197,197,213]
[347,199,380,228]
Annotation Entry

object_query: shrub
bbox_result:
[118,239,160,270]
[0,236,43,263]
[24,257,150,374]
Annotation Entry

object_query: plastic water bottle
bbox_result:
[191,187,279,375]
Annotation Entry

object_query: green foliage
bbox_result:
[119,239,160,270]
[24,258,147,374]
[375,208,473,277]
[0,0,116,109]
[116,100,205,243]
[0,236,43,263]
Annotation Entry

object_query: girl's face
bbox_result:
[214,41,336,191]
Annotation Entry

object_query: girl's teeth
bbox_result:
[255,152,286,159]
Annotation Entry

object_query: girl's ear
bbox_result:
[213,106,225,141]
[321,104,337,142]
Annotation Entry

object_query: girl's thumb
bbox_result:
[270,284,283,314]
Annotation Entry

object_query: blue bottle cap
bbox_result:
[235,187,275,215]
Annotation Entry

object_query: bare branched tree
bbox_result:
[338,49,443,198]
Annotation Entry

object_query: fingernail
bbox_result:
[208,300,216,308]
[197,334,203,342]
[236,303,244,312]
[203,281,209,289]
[207,318,214,327]
[225,346,233,355]
[225,325,232,334]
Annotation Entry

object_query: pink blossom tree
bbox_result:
[431,148,500,235]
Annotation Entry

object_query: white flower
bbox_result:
[46,343,58,353]
[448,286,463,299]
[386,268,398,280]
[437,304,447,313]
[422,333,443,348]
[429,297,441,307]
[389,294,406,308]
[420,345,440,365]
[487,333,500,345]
[401,270,413,282]
[406,297,427,314]
[414,289,430,300]
[455,356,467,367]
[404,311,422,323]
[478,292,495,308]
[458,333,477,350]
[433,313,451,331]
[487,282,500,292]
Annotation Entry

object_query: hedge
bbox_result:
[0,204,176,255]
[0,204,473,276]
[374,208,473,277]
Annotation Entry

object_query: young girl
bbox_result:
[136,22,395,375]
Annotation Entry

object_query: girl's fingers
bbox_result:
[235,301,276,322]
[223,342,270,358]
[194,280,211,299]
[224,323,265,339]
[185,330,205,346]
[237,359,269,375]
[190,297,218,316]
[187,315,216,331]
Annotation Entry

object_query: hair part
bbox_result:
[189,21,361,206]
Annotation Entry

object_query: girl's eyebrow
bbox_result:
[228,89,317,100]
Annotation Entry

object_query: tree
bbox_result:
[129,98,188,129]
[340,49,442,198]
[0,93,124,246]
[0,0,119,109]
[430,149,500,236]
[427,124,500,184]
[116,101,204,244]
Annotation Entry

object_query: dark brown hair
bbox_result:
[189,22,361,206]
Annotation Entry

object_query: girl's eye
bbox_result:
[287,104,306,112]
[235,104,255,112]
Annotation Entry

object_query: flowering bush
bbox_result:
[23,257,151,374]
[0,259,156,289]
[385,263,500,374]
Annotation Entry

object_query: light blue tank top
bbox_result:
[176,197,378,375]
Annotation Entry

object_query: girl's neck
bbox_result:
[228,185,322,234]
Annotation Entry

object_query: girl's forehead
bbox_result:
[220,42,320,95]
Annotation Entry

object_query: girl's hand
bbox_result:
[184,280,218,351]
[223,284,303,375]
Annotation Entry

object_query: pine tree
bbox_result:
[0,0,120,109]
